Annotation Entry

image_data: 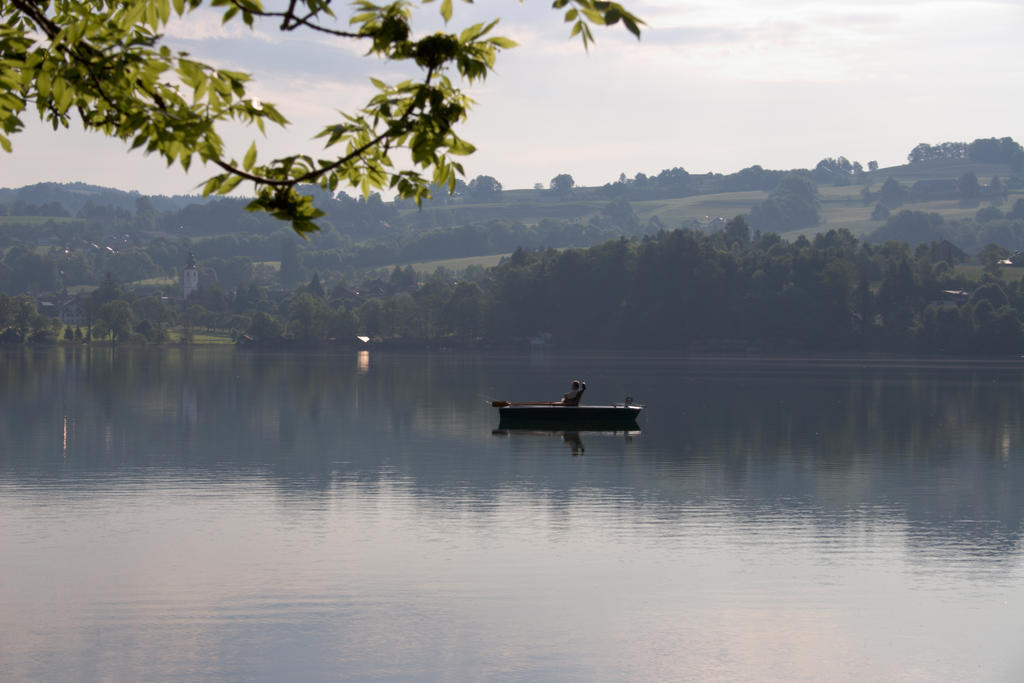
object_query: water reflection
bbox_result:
[492,428,642,456]
[4,349,1024,679]
[562,431,584,456]
[3,348,1024,562]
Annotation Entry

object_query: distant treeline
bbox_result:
[869,201,1024,253]
[908,137,1024,168]
[480,221,1024,354]
[8,220,1024,355]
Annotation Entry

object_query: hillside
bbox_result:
[1,158,1018,239]
[4,161,1012,246]
[0,182,208,215]
[400,158,1022,242]
[1,137,1022,298]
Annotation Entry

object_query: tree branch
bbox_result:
[211,64,439,191]
[224,0,365,38]
[10,0,60,39]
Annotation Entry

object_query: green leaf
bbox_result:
[243,141,257,170]
[488,37,517,49]
[623,16,641,38]
[0,0,642,238]
[54,79,72,113]
[219,173,243,194]
[448,138,475,155]
[194,75,208,103]
[158,0,171,24]
[201,175,224,196]
[37,69,51,98]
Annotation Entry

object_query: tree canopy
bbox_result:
[0,0,642,234]
[748,173,820,231]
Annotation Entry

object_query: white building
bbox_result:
[59,297,88,326]
[184,252,199,300]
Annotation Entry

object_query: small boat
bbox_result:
[494,402,644,430]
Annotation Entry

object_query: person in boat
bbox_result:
[561,380,585,406]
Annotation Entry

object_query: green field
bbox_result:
[952,264,1024,282]
[0,215,83,225]
[48,329,237,345]
[875,160,1012,182]
[398,247,593,275]
[632,191,765,226]
[405,253,509,274]
[628,161,1022,241]
[390,159,1022,244]
[132,276,176,287]
[172,329,235,344]
[955,264,990,281]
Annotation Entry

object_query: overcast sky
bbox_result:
[3,0,1022,196]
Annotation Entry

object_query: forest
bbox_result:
[2,137,1024,354]
[4,217,1024,355]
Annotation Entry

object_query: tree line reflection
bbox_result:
[2,348,1023,558]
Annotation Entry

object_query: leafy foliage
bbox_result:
[878,177,908,209]
[549,172,575,197]
[0,0,642,234]
[748,174,820,231]
[908,137,1023,165]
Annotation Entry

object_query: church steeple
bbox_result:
[184,251,199,299]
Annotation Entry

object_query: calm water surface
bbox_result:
[2,348,1024,681]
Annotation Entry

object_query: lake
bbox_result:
[2,348,1024,680]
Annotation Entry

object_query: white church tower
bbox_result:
[183,251,199,300]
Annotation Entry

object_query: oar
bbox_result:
[491,400,560,407]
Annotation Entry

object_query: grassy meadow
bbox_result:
[0,215,82,225]
[394,159,1023,248]
[406,253,509,274]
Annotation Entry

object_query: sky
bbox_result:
[2,0,1022,196]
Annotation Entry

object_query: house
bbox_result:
[35,294,89,326]
[59,296,88,326]
[36,297,59,317]
[358,278,388,298]
[930,289,969,310]
[933,240,968,265]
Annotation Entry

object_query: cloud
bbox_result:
[169,35,374,82]
[4,0,1022,197]
[566,0,1021,85]
[163,7,266,42]
[644,26,746,46]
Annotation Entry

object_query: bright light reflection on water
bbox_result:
[2,349,1024,680]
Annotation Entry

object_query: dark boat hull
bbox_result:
[498,405,643,430]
